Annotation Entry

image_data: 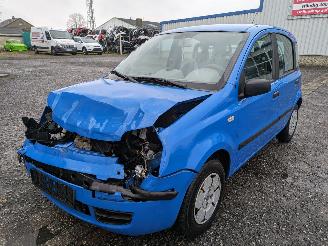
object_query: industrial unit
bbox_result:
[161,0,328,56]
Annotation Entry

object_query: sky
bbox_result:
[0,0,260,29]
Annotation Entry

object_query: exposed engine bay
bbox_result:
[22,107,163,186]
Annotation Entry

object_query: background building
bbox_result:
[96,17,160,31]
[161,0,328,56]
[0,16,33,47]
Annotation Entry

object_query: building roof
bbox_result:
[0,17,33,35]
[117,18,160,29]
[0,18,16,28]
[160,0,265,27]
[0,28,23,35]
[1,17,30,28]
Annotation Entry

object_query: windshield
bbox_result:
[50,30,72,39]
[82,37,98,43]
[115,32,247,89]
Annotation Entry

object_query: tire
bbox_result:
[82,47,88,55]
[176,160,225,238]
[51,47,56,56]
[34,46,39,54]
[277,105,299,143]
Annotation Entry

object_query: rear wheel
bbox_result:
[176,160,225,238]
[277,106,299,143]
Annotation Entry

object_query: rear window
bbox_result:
[277,34,295,76]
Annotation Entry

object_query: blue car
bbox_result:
[18,24,302,237]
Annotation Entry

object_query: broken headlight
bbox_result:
[73,127,163,182]
[22,106,76,146]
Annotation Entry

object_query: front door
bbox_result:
[234,33,278,168]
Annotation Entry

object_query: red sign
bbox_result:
[292,0,328,16]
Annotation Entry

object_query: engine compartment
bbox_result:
[22,107,163,186]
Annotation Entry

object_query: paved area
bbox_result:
[0,53,327,246]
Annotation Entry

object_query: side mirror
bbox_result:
[244,79,271,97]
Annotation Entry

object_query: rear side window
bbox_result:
[244,34,273,82]
[277,34,294,76]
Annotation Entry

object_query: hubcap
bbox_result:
[194,173,221,225]
[289,109,298,135]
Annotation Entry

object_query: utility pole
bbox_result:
[86,0,96,30]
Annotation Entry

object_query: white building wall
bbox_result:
[161,0,328,56]
[96,18,135,31]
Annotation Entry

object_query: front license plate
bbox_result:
[31,169,75,207]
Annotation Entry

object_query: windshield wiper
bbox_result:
[110,70,139,83]
[133,76,187,89]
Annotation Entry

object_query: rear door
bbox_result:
[271,33,300,131]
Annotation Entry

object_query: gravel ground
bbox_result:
[0,53,327,246]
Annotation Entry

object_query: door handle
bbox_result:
[273,91,280,98]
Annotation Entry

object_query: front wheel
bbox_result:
[82,47,88,55]
[277,106,299,143]
[176,160,225,238]
[51,47,57,56]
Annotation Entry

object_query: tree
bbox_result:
[67,13,86,29]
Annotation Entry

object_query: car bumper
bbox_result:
[86,47,103,53]
[7,47,28,52]
[54,46,77,53]
[18,142,196,236]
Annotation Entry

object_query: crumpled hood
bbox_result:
[48,79,211,141]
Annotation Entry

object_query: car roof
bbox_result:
[162,24,296,42]
[163,24,274,34]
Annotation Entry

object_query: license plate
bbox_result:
[31,169,75,207]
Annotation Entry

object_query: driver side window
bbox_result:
[244,34,273,82]
[45,31,52,41]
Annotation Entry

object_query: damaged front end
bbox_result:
[19,106,177,201]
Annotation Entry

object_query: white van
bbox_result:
[31,27,77,55]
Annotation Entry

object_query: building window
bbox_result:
[277,34,295,77]
[244,34,273,82]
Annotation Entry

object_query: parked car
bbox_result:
[73,36,103,55]
[4,39,28,52]
[18,24,302,237]
[31,27,77,55]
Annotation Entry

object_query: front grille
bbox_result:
[63,45,74,49]
[93,48,102,51]
[94,208,132,225]
[25,157,97,189]
[74,200,90,215]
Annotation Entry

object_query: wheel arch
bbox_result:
[207,149,231,179]
[297,97,302,108]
